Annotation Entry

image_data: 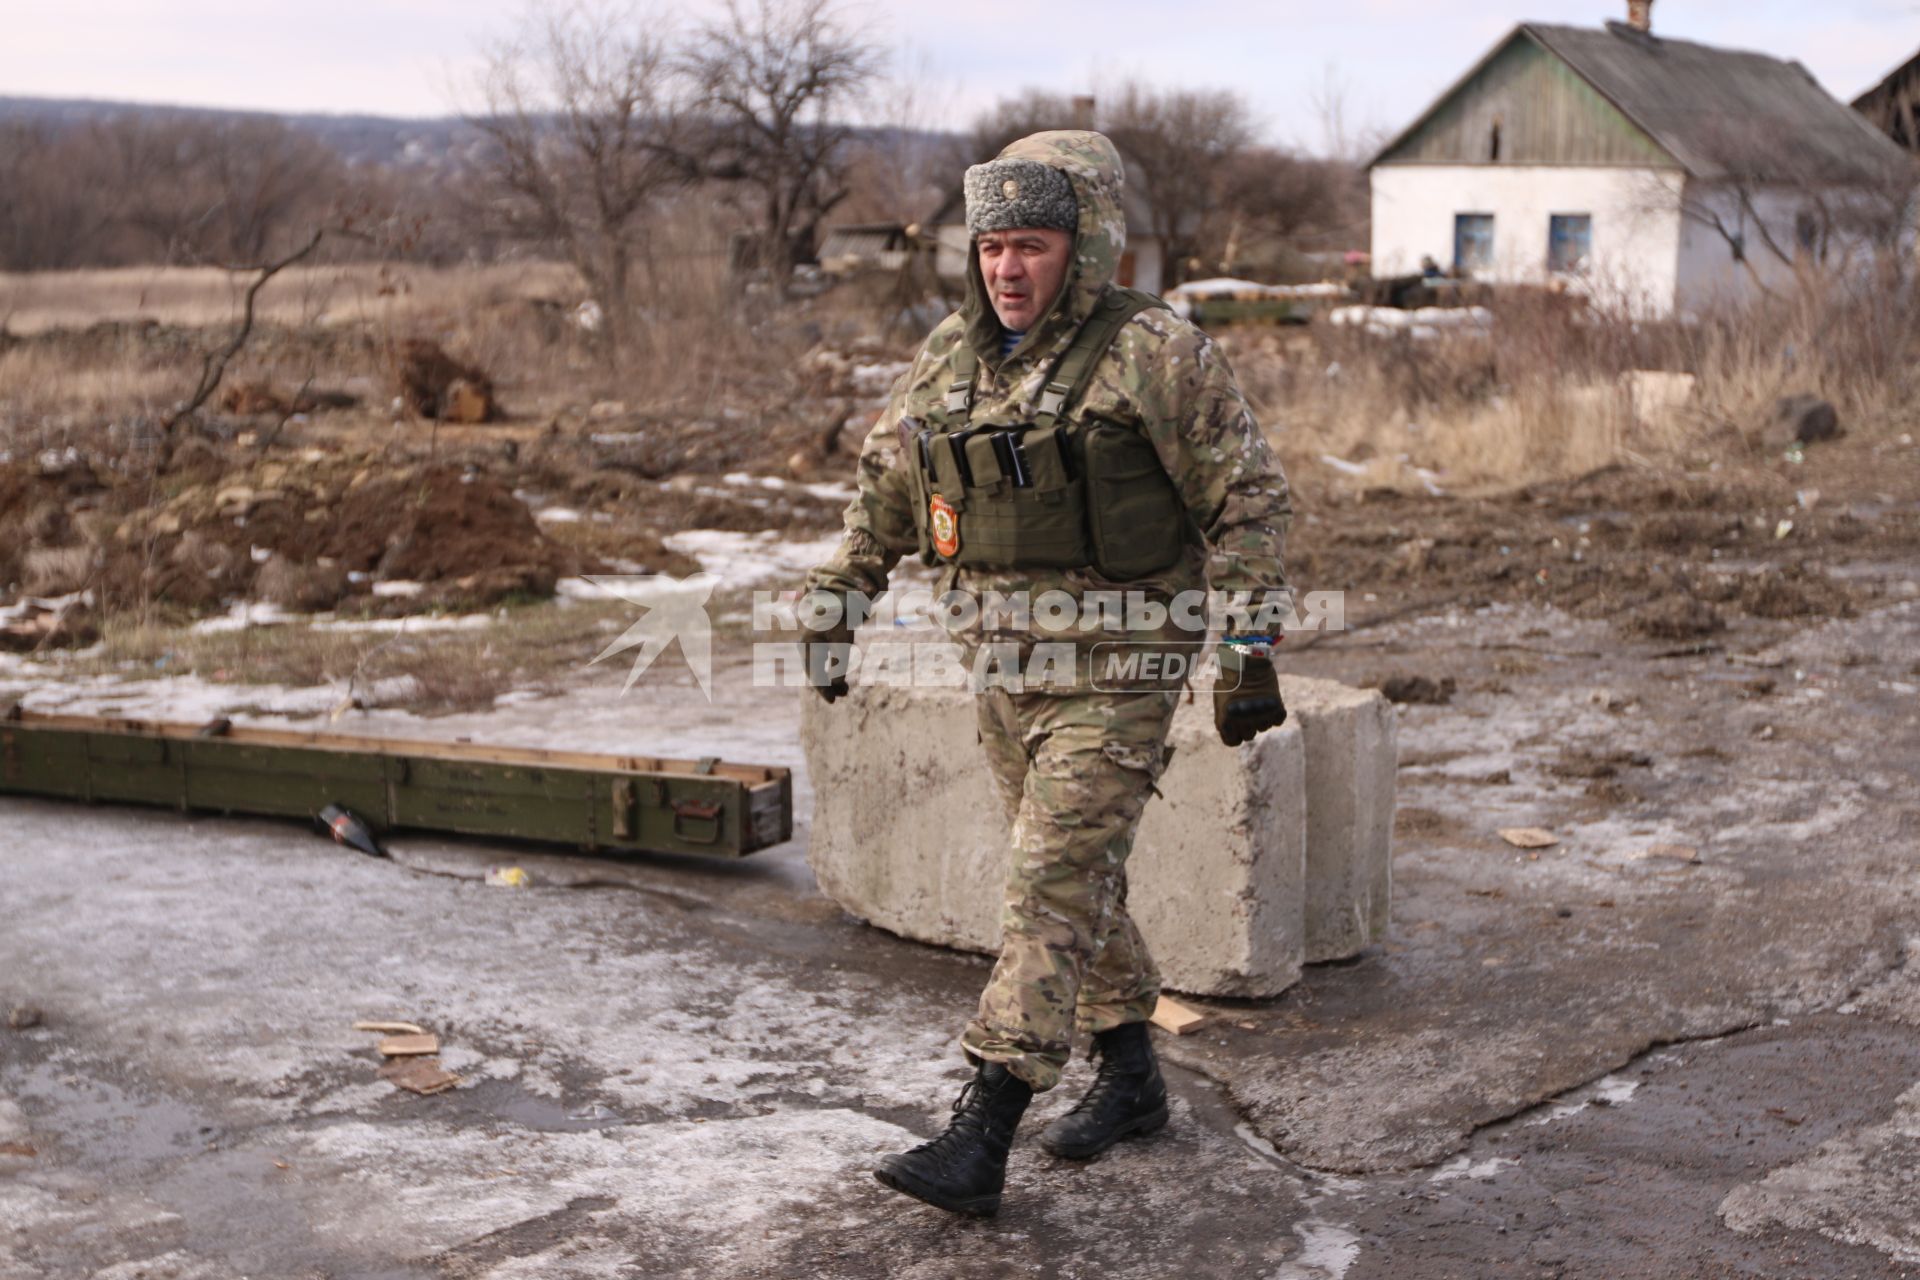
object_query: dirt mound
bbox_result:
[218,381,362,417]
[396,339,497,423]
[255,555,349,611]
[324,467,579,601]
[0,447,595,620]
[220,381,287,415]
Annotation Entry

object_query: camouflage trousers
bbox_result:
[959,685,1177,1092]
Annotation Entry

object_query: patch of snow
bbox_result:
[1527,1073,1640,1126]
[372,581,424,599]
[299,1109,917,1268]
[1428,1155,1516,1184]
[1594,1075,1640,1106]
[1329,305,1493,339]
[534,507,583,524]
[4,671,411,721]
[0,591,91,625]
[849,360,911,393]
[663,530,844,593]
[1272,1224,1362,1280]
[191,600,299,634]
[309,615,491,634]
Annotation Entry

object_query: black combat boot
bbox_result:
[874,1058,1033,1217]
[1039,1020,1168,1159]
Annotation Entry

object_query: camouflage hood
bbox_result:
[963,130,1128,366]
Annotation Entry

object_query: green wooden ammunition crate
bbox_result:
[0,709,792,860]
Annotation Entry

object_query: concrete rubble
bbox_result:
[802,672,1396,997]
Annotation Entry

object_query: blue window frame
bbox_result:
[1548,214,1592,273]
[1454,213,1494,272]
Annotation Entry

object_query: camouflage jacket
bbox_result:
[805,130,1293,691]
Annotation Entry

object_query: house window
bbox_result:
[1548,214,1592,273]
[1454,213,1495,272]
[1490,118,1503,162]
[1795,209,1824,259]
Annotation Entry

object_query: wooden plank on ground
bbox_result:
[1150,995,1208,1036]
[378,1033,440,1057]
[378,1056,461,1095]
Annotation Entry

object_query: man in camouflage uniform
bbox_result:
[802,130,1292,1217]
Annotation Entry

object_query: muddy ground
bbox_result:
[3,552,1919,1277]
[3,311,1920,1276]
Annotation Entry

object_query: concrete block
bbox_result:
[802,673,1395,996]
[1279,676,1398,962]
[1138,697,1306,994]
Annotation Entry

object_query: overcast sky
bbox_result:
[5,0,1919,152]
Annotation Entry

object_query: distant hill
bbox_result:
[0,95,477,172]
[0,95,953,179]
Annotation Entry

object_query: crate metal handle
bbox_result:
[671,798,723,843]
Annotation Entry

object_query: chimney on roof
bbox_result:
[1626,0,1653,32]
[1071,95,1096,131]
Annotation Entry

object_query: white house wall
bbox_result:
[1370,165,1686,317]
[1672,181,1891,314]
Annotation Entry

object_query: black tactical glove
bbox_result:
[1214,647,1286,746]
[799,590,856,705]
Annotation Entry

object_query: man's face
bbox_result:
[977,227,1072,333]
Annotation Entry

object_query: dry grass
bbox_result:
[0,262,584,337]
[0,342,190,418]
[9,248,1914,500]
[1235,267,1920,493]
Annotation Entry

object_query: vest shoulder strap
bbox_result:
[945,345,978,417]
[1035,286,1168,429]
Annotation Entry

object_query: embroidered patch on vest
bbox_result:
[929,494,960,557]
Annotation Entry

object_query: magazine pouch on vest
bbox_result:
[915,287,1187,579]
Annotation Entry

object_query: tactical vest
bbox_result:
[907,287,1191,580]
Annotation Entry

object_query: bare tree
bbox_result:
[963,84,1259,286]
[466,2,694,348]
[834,48,960,226]
[111,117,343,263]
[0,114,448,272]
[0,122,111,270]
[1210,146,1361,276]
[1103,83,1255,286]
[966,89,1082,163]
[1644,121,1920,298]
[679,0,882,287]
[162,227,327,446]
